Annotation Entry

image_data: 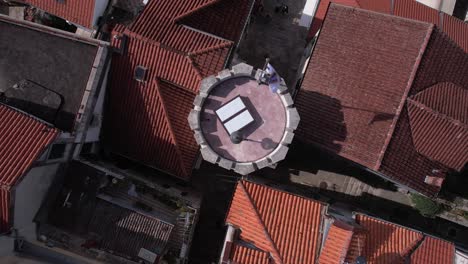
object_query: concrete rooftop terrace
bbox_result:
[0,15,104,131]
[200,77,286,162]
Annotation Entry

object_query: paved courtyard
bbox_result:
[236,0,309,87]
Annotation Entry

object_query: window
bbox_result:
[134,66,147,82]
[48,143,67,160]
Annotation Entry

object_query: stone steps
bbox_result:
[343,177,374,197]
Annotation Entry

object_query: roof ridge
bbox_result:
[172,0,221,23]
[407,97,467,128]
[0,102,57,129]
[239,181,284,264]
[374,23,435,171]
[242,180,328,206]
[402,235,426,261]
[123,29,189,56]
[340,226,355,262]
[153,79,190,177]
[356,213,424,236]
[188,40,233,56]
[0,13,104,46]
[186,57,204,81]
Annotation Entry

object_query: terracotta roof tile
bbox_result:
[407,86,467,170]
[128,0,233,53]
[356,0,391,13]
[0,105,58,187]
[393,0,440,25]
[442,13,468,52]
[0,104,58,232]
[309,0,468,52]
[296,4,432,169]
[353,214,455,264]
[177,0,254,43]
[231,244,270,264]
[23,0,95,28]
[158,81,200,176]
[299,4,467,196]
[379,28,468,196]
[411,82,467,123]
[411,236,455,264]
[307,0,359,40]
[356,214,423,264]
[226,180,326,264]
[318,223,353,264]
[344,229,367,263]
[378,108,447,195]
[105,0,252,179]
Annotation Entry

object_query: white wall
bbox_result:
[85,62,109,143]
[13,164,60,240]
[299,0,320,27]
[416,0,457,15]
[456,250,468,264]
[92,0,110,27]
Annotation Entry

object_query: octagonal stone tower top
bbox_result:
[188,63,300,175]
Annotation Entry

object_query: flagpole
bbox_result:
[258,57,270,85]
[262,57,270,72]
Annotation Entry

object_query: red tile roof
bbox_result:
[225,180,326,264]
[407,83,468,170]
[297,4,467,196]
[0,104,58,232]
[105,0,253,179]
[308,0,359,39]
[308,0,468,52]
[379,28,468,196]
[297,4,433,168]
[393,0,440,25]
[411,236,455,264]
[356,214,423,263]
[22,0,95,28]
[344,229,367,263]
[353,214,455,264]
[230,244,270,264]
[318,222,354,264]
[223,183,455,264]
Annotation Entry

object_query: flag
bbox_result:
[265,63,281,93]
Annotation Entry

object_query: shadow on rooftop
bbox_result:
[256,141,398,192]
[102,51,198,179]
[440,166,468,200]
[188,162,468,264]
[295,90,347,155]
[189,164,240,264]
[1,86,76,130]
[257,177,468,249]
